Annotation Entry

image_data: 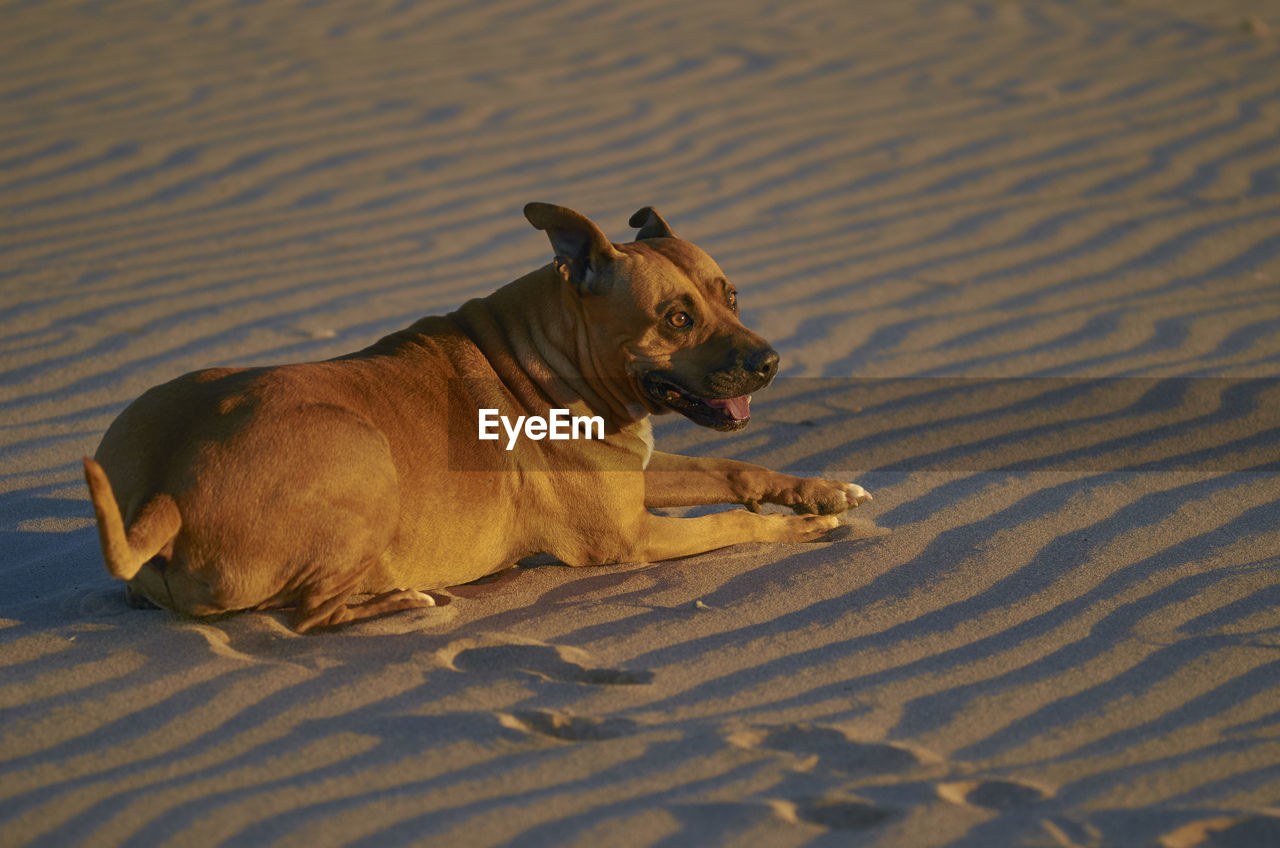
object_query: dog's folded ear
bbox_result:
[524,203,622,295]
[628,206,677,240]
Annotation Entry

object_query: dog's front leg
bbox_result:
[628,510,840,562]
[644,451,870,514]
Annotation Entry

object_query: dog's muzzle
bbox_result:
[641,347,779,432]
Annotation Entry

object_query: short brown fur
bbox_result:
[85,204,870,632]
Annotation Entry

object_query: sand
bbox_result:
[2,0,1279,845]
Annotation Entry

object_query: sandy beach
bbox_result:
[2,1,1279,845]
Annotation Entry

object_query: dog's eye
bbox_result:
[726,290,737,310]
[667,311,693,329]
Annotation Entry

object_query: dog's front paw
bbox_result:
[786,478,872,515]
[762,513,841,543]
[841,482,873,508]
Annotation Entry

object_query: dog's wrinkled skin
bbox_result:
[84,204,871,632]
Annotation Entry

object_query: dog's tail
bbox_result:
[82,457,181,581]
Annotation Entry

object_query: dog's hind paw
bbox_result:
[391,588,436,607]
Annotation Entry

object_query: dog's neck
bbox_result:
[450,265,648,429]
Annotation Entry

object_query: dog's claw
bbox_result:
[844,483,872,508]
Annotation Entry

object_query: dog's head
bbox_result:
[525,202,778,431]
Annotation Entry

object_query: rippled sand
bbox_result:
[2,1,1279,845]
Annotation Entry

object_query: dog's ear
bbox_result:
[628,206,677,240]
[524,202,622,294]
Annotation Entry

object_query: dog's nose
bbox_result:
[746,348,779,382]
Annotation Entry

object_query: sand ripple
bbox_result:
[2,1,1279,845]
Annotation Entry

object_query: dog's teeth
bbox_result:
[665,390,679,401]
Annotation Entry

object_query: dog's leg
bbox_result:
[644,451,870,514]
[620,510,839,563]
[125,582,161,609]
[290,585,435,633]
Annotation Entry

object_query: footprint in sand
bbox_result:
[447,642,654,685]
[937,778,1050,809]
[496,710,637,742]
[770,797,898,831]
[732,723,921,777]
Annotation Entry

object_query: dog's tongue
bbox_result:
[705,395,751,420]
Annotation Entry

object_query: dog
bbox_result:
[83,203,871,632]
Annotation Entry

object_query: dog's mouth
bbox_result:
[641,372,754,431]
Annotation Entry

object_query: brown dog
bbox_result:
[84,203,870,632]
